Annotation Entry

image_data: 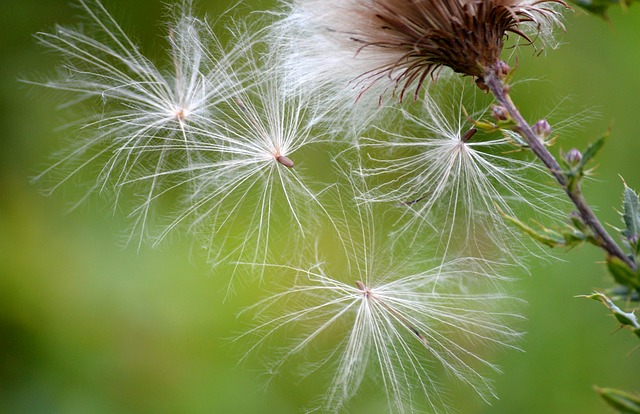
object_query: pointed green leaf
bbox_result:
[622,182,640,241]
[580,292,640,338]
[579,133,607,170]
[607,256,640,290]
[499,208,595,249]
[500,213,565,248]
[564,133,608,192]
[595,386,640,414]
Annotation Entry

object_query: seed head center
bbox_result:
[355,280,371,298]
[174,107,189,122]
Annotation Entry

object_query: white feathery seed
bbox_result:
[239,200,523,413]
[30,0,240,245]
[152,40,338,269]
[355,79,565,258]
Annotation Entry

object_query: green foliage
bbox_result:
[563,133,607,193]
[595,386,640,413]
[473,117,518,135]
[571,0,636,18]
[500,211,591,248]
[579,292,640,339]
[621,181,640,257]
[578,134,607,170]
[607,256,640,292]
[609,285,640,303]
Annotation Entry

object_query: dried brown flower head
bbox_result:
[344,0,566,98]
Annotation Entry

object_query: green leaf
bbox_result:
[564,133,607,192]
[595,386,640,414]
[501,214,565,248]
[607,256,640,291]
[579,133,607,171]
[622,184,640,237]
[499,208,596,249]
[621,182,640,252]
[580,292,640,338]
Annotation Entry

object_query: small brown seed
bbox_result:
[462,128,477,143]
[276,155,294,168]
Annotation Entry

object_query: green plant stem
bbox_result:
[484,64,636,271]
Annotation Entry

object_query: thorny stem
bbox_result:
[484,63,636,271]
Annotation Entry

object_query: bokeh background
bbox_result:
[1,1,640,413]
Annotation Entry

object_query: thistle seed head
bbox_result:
[332,0,567,98]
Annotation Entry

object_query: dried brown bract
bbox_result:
[345,0,567,98]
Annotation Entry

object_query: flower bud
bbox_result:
[496,61,511,79]
[492,105,509,121]
[564,148,582,167]
[532,119,552,140]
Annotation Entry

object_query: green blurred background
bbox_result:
[1,1,640,413]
